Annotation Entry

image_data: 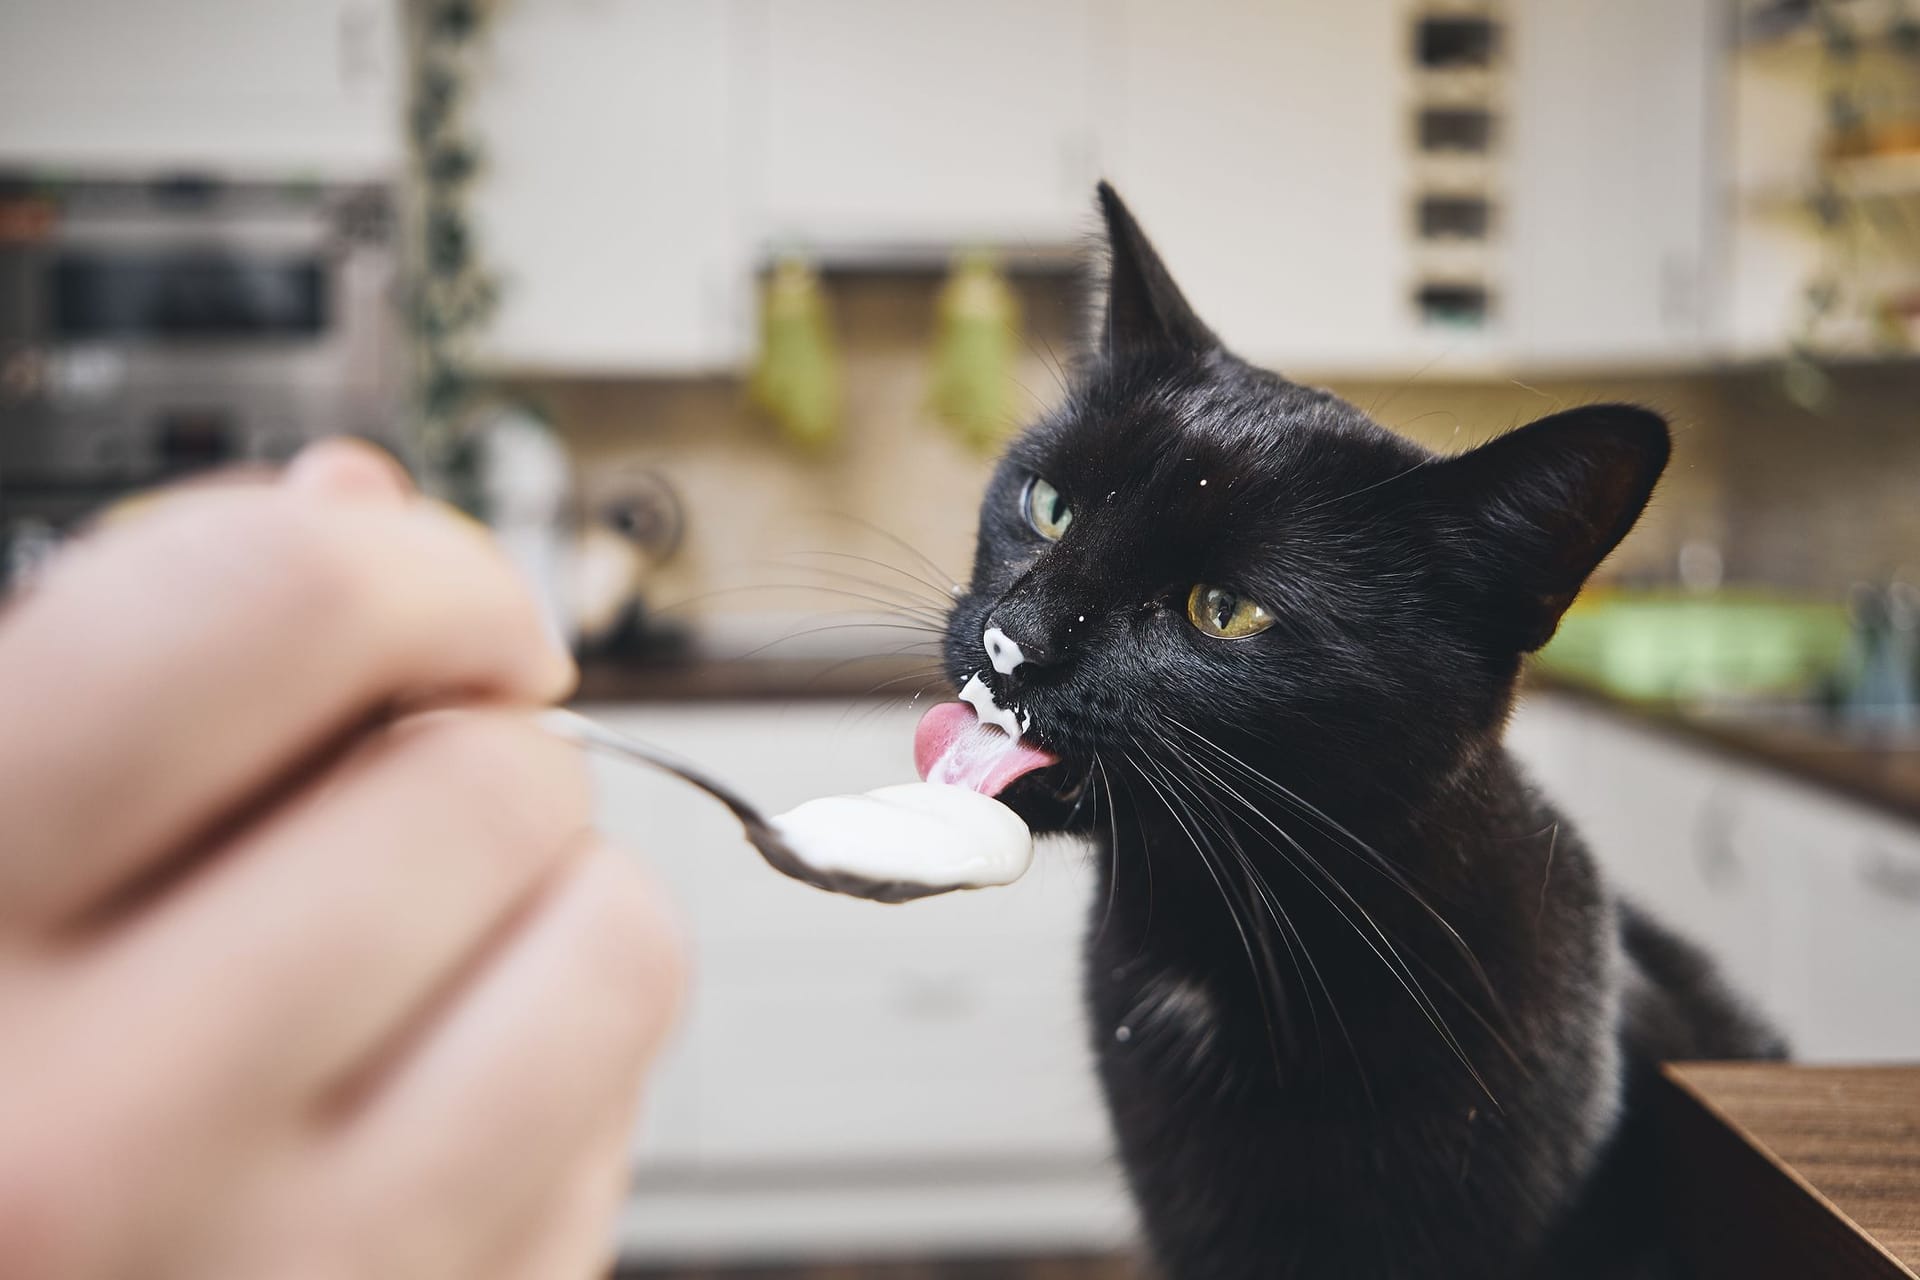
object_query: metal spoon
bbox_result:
[538,708,955,903]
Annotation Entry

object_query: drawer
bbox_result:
[677,942,1107,1168]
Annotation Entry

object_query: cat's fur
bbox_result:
[939,185,1785,1279]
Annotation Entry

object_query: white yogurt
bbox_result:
[769,782,1034,895]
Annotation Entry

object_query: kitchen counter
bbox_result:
[1661,1063,1920,1277]
[570,655,1920,830]
[573,652,946,704]
[1528,670,1920,828]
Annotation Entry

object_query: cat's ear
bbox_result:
[1095,181,1217,360]
[1435,405,1670,652]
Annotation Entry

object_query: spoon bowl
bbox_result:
[539,708,1016,903]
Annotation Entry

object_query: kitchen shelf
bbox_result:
[754,242,1084,279]
[1743,151,1920,212]
[1738,0,1920,55]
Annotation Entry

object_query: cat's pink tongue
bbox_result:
[914,701,1058,796]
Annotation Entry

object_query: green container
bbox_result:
[1537,594,1850,702]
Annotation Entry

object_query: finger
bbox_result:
[67,711,594,1144]
[312,844,681,1276]
[496,1119,634,1280]
[282,438,414,504]
[0,489,575,928]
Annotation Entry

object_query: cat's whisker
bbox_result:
[1090,753,1126,951]
[782,549,962,607]
[842,666,953,700]
[807,510,965,594]
[1062,754,1102,829]
[1145,736,1367,1099]
[1286,456,1440,520]
[649,580,948,629]
[1162,733,1497,1105]
[1170,726,1460,915]
[1124,738,1291,1086]
[1168,721,1507,1023]
[1173,724,1443,905]
[1144,726,1475,1077]
[736,571,955,630]
[763,557,955,610]
[1020,322,1073,402]
[1142,744,1318,1072]
[730,621,947,665]
[819,655,951,714]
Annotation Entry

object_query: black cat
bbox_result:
[936,186,1785,1279]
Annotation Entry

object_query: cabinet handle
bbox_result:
[893,974,977,1020]
[1692,794,1745,891]
[1660,251,1698,330]
[1856,844,1920,905]
[337,2,381,91]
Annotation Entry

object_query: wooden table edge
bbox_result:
[1660,1062,1919,1278]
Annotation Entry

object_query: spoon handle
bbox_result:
[536,708,945,903]
[536,708,773,834]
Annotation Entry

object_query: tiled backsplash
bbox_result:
[517,277,1917,629]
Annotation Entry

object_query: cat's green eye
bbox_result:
[1187,584,1274,640]
[1024,476,1073,541]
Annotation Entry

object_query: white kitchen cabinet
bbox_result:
[0,0,400,177]
[1756,782,1920,1062]
[1100,0,1411,372]
[1512,691,1920,1062]
[468,0,748,374]
[1506,0,1722,367]
[1510,695,1784,1014]
[581,700,1124,1260]
[739,0,1099,251]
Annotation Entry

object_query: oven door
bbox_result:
[47,247,329,343]
[0,190,400,487]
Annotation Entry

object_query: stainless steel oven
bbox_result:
[0,175,403,586]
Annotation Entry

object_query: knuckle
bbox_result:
[385,711,593,842]
[157,494,368,631]
[241,500,368,620]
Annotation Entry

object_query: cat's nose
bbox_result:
[982,623,1051,678]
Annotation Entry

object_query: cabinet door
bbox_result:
[1101,0,1409,371]
[1757,787,1920,1062]
[1510,695,1784,1019]
[1577,725,1781,1010]
[743,0,1098,248]
[1507,0,1720,366]
[0,0,399,176]
[469,0,747,374]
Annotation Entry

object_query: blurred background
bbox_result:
[2,0,1918,1274]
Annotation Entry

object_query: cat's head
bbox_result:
[920,184,1668,833]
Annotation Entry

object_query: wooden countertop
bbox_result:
[1661,1063,1920,1277]
[569,655,1920,829]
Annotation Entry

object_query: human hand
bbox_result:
[0,440,684,1278]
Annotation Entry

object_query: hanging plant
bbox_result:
[404,0,503,512]
[928,251,1021,453]
[748,258,844,452]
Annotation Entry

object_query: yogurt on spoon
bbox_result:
[766,674,1058,900]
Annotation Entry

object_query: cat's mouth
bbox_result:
[912,673,1062,799]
